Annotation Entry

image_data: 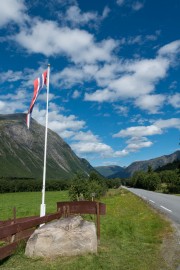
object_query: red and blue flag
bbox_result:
[26,70,47,128]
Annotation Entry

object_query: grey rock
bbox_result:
[25,216,97,258]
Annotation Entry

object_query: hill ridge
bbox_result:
[96,150,180,178]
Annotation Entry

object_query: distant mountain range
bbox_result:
[95,165,124,178]
[0,113,97,180]
[95,150,180,178]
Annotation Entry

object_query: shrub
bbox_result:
[69,172,108,201]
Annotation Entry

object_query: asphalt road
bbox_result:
[125,187,180,224]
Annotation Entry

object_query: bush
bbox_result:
[69,172,108,201]
[130,171,160,191]
[105,178,121,189]
[145,173,161,191]
[129,167,180,193]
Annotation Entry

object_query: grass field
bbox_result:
[0,191,69,220]
[0,189,176,270]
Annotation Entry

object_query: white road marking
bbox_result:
[149,200,155,204]
[160,205,172,212]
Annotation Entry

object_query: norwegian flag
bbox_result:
[26,70,47,129]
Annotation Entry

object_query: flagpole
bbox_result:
[40,64,50,217]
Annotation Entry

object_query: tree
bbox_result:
[69,172,107,201]
[159,170,180,193]
[69,172,88,201]
[105,178,121,189]
[145,173,160,191]
[147,165,153,173]
[130,171,146,188]
[130,171,160,191]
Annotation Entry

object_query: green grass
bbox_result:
[0,189,174,270]
[0,191,69,220]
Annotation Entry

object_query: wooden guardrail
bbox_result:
[0,201,106,261]
[57,201,106,241]
[0,212,62,260]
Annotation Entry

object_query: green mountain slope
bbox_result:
[0,113,96,180]
[110,150,180,178]
[155,159,180,172]
[95,165,124,178]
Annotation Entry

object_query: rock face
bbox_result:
[25,216,97,258]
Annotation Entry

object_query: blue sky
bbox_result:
[0,0,180,167]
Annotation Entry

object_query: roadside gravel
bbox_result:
[161,222,180,270]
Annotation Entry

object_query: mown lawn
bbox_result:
[0,189,175,270]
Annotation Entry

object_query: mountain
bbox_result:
[95,165,124,178]
[110,150,180,178]
[0,113,96,180]
[155,159,180,172]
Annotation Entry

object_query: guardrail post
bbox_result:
[96,202,100,244]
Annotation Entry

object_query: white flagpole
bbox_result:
[40,64,50,217]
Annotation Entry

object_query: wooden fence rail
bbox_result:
[57,201,106,242]
[0,201,106,262]
[0,215,39,227]
[0,212,62,260]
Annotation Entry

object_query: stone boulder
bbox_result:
[25,216,97,258]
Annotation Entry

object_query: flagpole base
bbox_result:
[40,204,46,227]
[40,203,46,216]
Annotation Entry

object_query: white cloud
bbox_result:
[85,88,115,102]
[158,40,180,56]
[0,89,27,101]
[135,94,166,114]
[0,0,26,27]
[113,149,129,157]
[126,35,142,45]
[94,63,122,87]
[85,40,180,104]
[112,118,180,156]
[59,4,110,27]
[38,93,56,102]
[132,1,144,11]
[49,102,64,112]
[63,5,99,26]
[72,90,81,99]
[55,66,88,88]
[14,20,117,64]
[32,108,86,138]
[58,130,75,139]
[72,131,99,142]
[0,100,26,114]
[154,118,180,130]
[0,70,23,83]
[113,125,162,138]
[113,105,129,116]
[116,0,144,10]
[71,141,112,156]
[55,62,121,90]
[71,130,121,158]
[116,0,125,6]
[168,93,180,108]
[85,57,169,102]
[169,81,177,89]
[102,6,110,19]
[126,57,169,81]
[126,137,153,151]
[114,118,180,139]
